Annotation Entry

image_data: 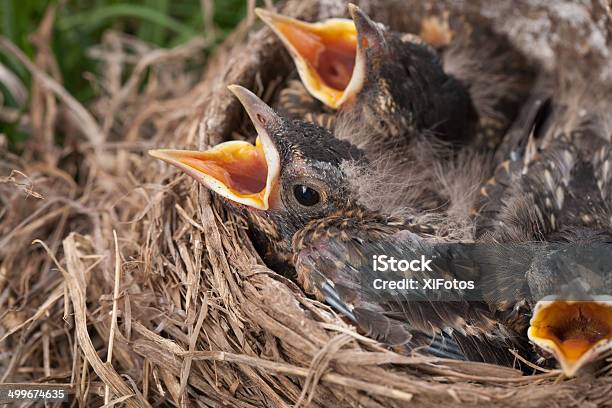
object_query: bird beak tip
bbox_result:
[347,4,366,24]
[148,149,164,159]
[255,6,293,28]
[148,149,176,163]
[227,84,243,95]
[228,85,266,117]
[347,3,360,19]
[254,7,271,21]
[348,4,384,50]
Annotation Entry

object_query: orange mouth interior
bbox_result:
[530,301,612,363]
[277,20,357,94]
[182,140,268,196]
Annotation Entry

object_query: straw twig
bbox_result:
[104,230,123,405]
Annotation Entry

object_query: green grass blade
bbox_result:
[58,4,196,40]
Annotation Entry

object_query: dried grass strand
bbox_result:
[104,230,123,405]
[32,237,149,408]
[0,37,105,146]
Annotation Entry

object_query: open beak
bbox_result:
[528,298,612,377]
[256,5,373,109]
[149,86,281,210]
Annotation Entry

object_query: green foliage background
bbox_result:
[0,0,247,145]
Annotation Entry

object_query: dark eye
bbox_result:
[293,184,321,207]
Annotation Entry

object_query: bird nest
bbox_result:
[1,0,611,407]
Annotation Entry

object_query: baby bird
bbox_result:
[149,86,547,366]
[475,77,612,376]
[257,4,479,151]
[260,4,499,215]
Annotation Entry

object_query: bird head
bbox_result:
[339,3,416,139]
[149,85,365,258]
[257,4,475,142]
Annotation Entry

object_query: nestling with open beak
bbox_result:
[150,85,606,369]
[475,77,612,376]
[257,4,479,150]
[150,85,367,270]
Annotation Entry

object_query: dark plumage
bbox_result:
[474,77,612,375]
[337,5,478,147]
[476,80,612,244]
[263,4,535,158]
[259,5,479,152]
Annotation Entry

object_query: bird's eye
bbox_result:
[292,184,321,207]
[286,178,328,211]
